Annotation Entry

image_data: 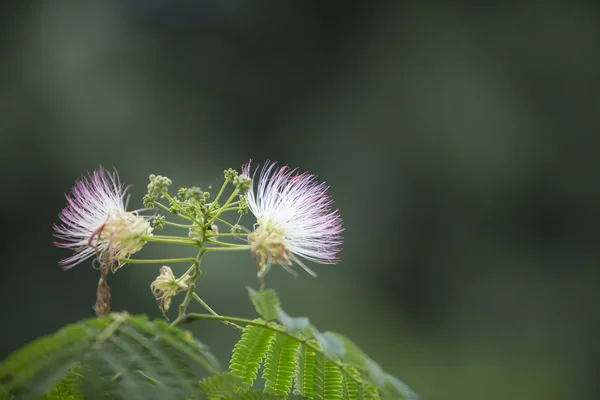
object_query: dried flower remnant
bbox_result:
[94,262,112,317]
[53,166,153,270]
[151,266,191,319]
[242,161,343,280]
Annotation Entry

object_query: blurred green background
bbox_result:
[1,1,599,399]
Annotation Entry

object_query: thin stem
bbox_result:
[207,189,239,226]
[215,218,235,229]
[191,293,219,316]
[124,257,198,264]
[173,313,371,392]
[207,178,229,214]
[171,248,207,324]
[206,239,247,248]
[163,221,193,229]
[204,245,250,252]
[220,207,242,212]
[151,234,194,240]
[154,202,190,221]
[143,236,200,247]
[177,264,197,284]
[163,192,202,225]
[211,233,249,237]
[191,293,242,331]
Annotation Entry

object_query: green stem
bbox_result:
[177,264,197,283]
[171,248,207,325]
[173,313,370,391]
[216,218,234,228]
[204,245,250,252]
[212,233,249,237]
[143,236,200,247]
[163,192,202,225]
[220,207,242,212]
[191,293,243,331]
[124,257,198,265]
[154,202,193,223]
[207,189,239,225]
[207,178,229,214]
[163,221,194,229]
[205,239,247,248]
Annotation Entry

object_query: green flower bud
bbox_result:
[143,194,157,208]
[233,175,251,194]
[147,174,173,196]
[152,215,165,230]
[238,195,249,215]
[224,168,239,181]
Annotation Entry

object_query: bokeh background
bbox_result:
[1,1,599,399]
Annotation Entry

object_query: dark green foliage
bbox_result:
[262,334,300,395]
[247,287,281,321]
[41,364,82,400]
[0,314,220,400]
[229,323,276,388]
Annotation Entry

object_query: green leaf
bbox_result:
[41,363,82,400]
[229,322,276,388]
[199,372,244,398]
[277,308,314,336]
[314,332,345,360]
[341,367,360,400]
[0,313,220,400]
[262,334,300,395]
[247,287,281,321]
[384,374,419,400]
[313,352,343,400]
[234,392,288,399]
[327,333,387,389]
[293,343,317,399]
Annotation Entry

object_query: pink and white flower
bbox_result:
[54,167,152,270]
[242,161,343,278]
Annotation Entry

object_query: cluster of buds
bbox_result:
[143,174,173,208]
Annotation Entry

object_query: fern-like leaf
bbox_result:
[0,313,220,400]
[292,343,317,398]
[313,352,343,400]
[41,363,82,400]
[234,391,286,399]
[341,367,360,400]
[229,322,276,388]
[262,334,300,395]
[199,372,244,399]
[247,287,280,321]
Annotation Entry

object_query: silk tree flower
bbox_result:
[242,161,343,278]
[54,167,153,270]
